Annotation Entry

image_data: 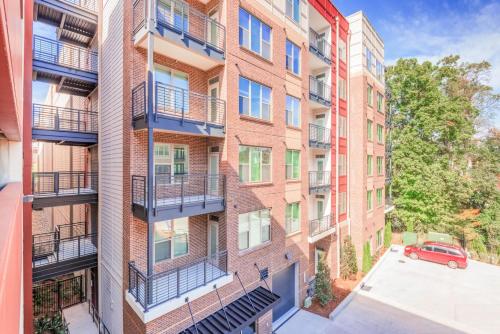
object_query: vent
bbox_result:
[259,267,269,280]
[315,154,325,158]
[209,146,220,153]
[208,77,219,85]
[209,215,219,222]
[315,114,326,119]
[315,195,325,199]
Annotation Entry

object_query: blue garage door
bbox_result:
[272,264,296,321]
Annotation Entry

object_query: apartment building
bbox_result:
[347,11,388,267]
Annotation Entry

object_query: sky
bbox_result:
[335,0,500,128]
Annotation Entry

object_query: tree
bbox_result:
[384,222,393,248]
[314,254,334,306]
[340,236,358,280]
[362,242,373,273]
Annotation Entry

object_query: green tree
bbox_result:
[362,242,373,273]
[384,222,393,248]
[314,255,334,306]
[340,236,358,279]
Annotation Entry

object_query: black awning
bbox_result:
[180,286,280,334]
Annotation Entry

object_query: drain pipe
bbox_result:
[347,28,351,237]
[335,16,340,278]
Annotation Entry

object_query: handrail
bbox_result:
[309,123,331,146]
[32,171,98,196]
[33,104,98,133]
[309,28,331,61]
[32,233,97,267]
[33,35,98,73]
[309,76,331,103]
[309,171,331,188]
[309,215,333,237]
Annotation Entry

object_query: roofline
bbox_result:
[346,10,384,45]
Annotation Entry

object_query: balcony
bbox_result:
[308,215,335,243]
[33,35,98,96]
[34,0,98,46]
[309,29,331,67]
[132,81,225,137]
[127,251,232,322]
[132,174,225,223]
[32,171,98,209]
[309,171,331,194]
[32,104,98,145]
[309,124,331,149]
[309,76,331,108]
[32,227,97,282]
[133,0,225,70]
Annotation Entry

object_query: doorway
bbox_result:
[208,77,220,123]
[208,149,219,196]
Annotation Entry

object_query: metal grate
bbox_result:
[32,275,85,317]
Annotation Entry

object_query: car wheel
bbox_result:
[409,252,418,260]
[448,261,458,269]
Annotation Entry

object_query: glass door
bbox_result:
[208,221,219,259]
[208,9,219,47]
[208,77,219,123]
[208,151,219,196]
[315,157,324,185]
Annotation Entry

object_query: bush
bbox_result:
[340,236,358,279]
[34,312,68,334]
[362,242,373,273]
[314,254,334,306]
[384,222,393,248]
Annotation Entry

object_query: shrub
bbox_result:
[340,236,358,279]
[384,222,393,248]
[34,312,68,334]
[314,254,334,306]
[362,242,373,273]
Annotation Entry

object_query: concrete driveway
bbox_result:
[276,245,500,334]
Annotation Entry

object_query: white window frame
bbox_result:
[239,145,272,184]
[239,7,272,60]
[154,218,189,263]
[338,77,347,100]
[238,208,271,250]
[338,154,347,176]
[239,76,272,121]
[286,95,301,127]
[339,115,347,138]
[285,202,300,235]
[338,39,347,63]
[339,192,347,214]
[286,39,301,75]
[154,143,189,183]
[285,149,300,180]
[285,0,300,23]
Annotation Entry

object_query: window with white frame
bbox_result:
[338,154,347,176]
[286,95,300,127]
[367,154,373,176]
[376,60,384,81]
[338,77,347,100]
[285,0,300,23]
[239,8,272,60]
[285,202,300,235]
[338,39,347,63]
[377,92,384,113]
[239,146,272,183]
[238,209,271,250]
[367,84,373,106]
[239,76,271,121]
[377,124,384,143]
[366,47,373,72]
[377,156,384,175]
[154,143,188,183]
[286,149,300,180]
[367,189,373,211]
[339,192,347,214]
[376,188,383,206]
[286,39,300,75]
[154,217,189,263]
[339,115,347,138]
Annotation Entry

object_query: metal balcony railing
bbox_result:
[32,233,97,268]
[309,76,331,103]
[128,250,228,311]
[309,215,333,238]
[309,124,331,147]
[63,0,97,12]
[33,104,98,133]
[309,29,331,62]
[32,172,98,196]
[132,81,226,128]
[32,222,88,259]
[132,174,226,210]
[309,171,331,189]
[33,35,98,73]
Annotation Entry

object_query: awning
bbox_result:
[180,286,280,334]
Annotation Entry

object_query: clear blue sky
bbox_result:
[335,0,500,128]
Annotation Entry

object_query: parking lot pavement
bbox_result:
[277,245,500,334]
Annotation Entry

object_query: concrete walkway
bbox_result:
[63,302,98,334]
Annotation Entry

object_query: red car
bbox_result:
[404,241,468,269]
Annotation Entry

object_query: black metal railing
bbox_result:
[133,0,146,34]
[309,29,331,62]
[128,250,228,311]
[33,104,98,133]
[32,222,88,260]
[157,0,226,53]
[89,302,111,334]
[33,275,85,317]
[309,124,331,146]
[132,174,226,210]
[309,171,331,189]
[32,171,98,196]
[309,215,333,238]
[33,35,98,73]
[63,0,97,12]
[132,81,147,119]
[32,233,97,268]
[309,76,331,103]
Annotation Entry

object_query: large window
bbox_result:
[154,143,188,182]
[367,119,373,141]
[239,146,272,183]
[286,40,300,75]
[377,92,384,113]
[338,154,347,176]
[286,150,300,180]
[338,39,347,63]
[154,218,189,263]
[339,192,347,214]
[377,124,384,143]
[285,202,300,235]
[376,188,383,206]
[367,155,373,176]
[238,209,271,250]
[338,78,347,100]
[367,190,373,211]
[367,84,373,106]
[377,156,383,175]
[239,8,272,59]
[339,115,347,138]
[285,0,300,23]
[286,95,300,127]
[239,77,271,121]
[376,60,384,81]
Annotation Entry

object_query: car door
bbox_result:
[431,246,449,264]
[419,245,434,261]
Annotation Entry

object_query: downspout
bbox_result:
[335,16,340,278]
[347,29,351,237]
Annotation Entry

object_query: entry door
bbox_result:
[317,32,326,54]
[316,199,324,220]
[208,9,219,47]
[315,157,325,185]
[208,221,219,259]
[316,73,326,97]
[315,115,326,142]
[272,264,296,321]
[154,66,189,115]
[208,77,219,123]
[315,248,326,274]
[208,151,219,195]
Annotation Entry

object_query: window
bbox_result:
[286,95,300,127]
[377,156,383,175]
[376,229,383,248]
[433,247,448,254]
[154,218,189,263]
[338,78,347,100]
[367,119,373,141]
[367,190,373,211]
[285,202,300,235]
[338,39,347,63]
[286,150,300,180]
[239,77,271,121]
[376,60,384,81]
[376,188,383,206]
[338,154,347,176]
[367,155,373,176]
[377,124,384,143]
[286,40,300,75]
[367,84,373,106]
[339,116,347,138]
[285,0,300,23]
[238,209,271,250]
[239,8,272,59]
[154,143,188,182]
[366,47,373,72]
[239,146,272,183]
[339,192,347,214]
[377,93,384,113]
